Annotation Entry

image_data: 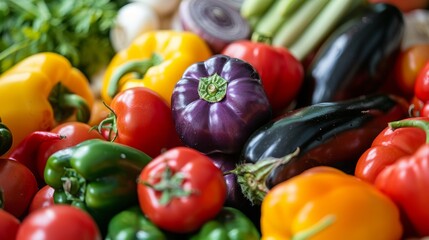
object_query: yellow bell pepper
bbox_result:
[101,30,212,106]
[0,52,94,153]
[261,167,403,240]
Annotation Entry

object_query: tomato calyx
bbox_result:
[96,103,118,141]
[142,164,194,205]
[61,168,86,204]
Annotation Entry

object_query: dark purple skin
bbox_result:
[171,54,272,155]
[208,153,261,230]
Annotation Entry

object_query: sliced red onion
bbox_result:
[179,0,251,53]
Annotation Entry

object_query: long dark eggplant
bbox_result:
[233,94,408,205]
[297,3,404,106]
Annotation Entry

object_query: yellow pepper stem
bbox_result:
[49,83,91,123]
[107,53,163,99]
[292,215,336,240]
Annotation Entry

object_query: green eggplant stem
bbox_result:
[229,148,300,205]
[107,53,163,99]
[389,119,429,144]
[0,120,12,156]
[292,215,336,240]
[198,73,228,103]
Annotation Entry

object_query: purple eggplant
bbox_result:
[171,54,272,155]
[208,153,261,230]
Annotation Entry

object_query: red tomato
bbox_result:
[369,0,429,12]
[137,147,227,233]
[0,209,20,240]
[36,122,105,180]
[106,87,181,158]
[0,158,38,218]
[16,205,101,240]
[222,40,304,115]
[414,61,429,102]
[394,44,429,97]
[28,185,55,213]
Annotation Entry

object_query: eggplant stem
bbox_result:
[229,148,300,205]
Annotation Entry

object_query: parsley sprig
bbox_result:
[0,0,127,77]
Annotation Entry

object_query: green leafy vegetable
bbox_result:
[0,0,127,77]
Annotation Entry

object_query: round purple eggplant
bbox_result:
[171,54,272,155]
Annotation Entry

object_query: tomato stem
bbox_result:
[142,164,193,206]
[96,102,118,141]
[389,119,429,144]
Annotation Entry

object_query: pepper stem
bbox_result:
[292,215,336,240]
[251,32,273,45]
[61,168,86,204]
[389,119,429,144]
[198,73,228,103]
[229,148,300,205]
[0,119,12,156]
[49,83,91,123]
[107,53,163,98]
[141,164,193,205]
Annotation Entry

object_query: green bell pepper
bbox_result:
[0,118,12,156]
[106,206,167,240]
[44,139,152,220]
[190,207,260,240]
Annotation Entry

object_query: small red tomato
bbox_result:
[36,122,105,180]
[394,44,429,97]
[102,87,182,158]
[368,0,429,12]
[222,40,304,115]
[16,205,101,240]
[414,61,429,102]
[0,158,38,218]
[137,147,227,233]
[28,185,55,213]
[0,209,20,240]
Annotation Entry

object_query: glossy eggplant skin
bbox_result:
[172,54,271,155]
[297,3,404,106]
[241,94,408,189]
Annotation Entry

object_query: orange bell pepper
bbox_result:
[101,30,212,106]
[261,167,402,240]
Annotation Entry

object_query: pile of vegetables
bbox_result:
[2,0,429,239]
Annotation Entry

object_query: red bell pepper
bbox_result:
[8,131,63,185]
[222,38,304,116]
[355,118,429,237]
